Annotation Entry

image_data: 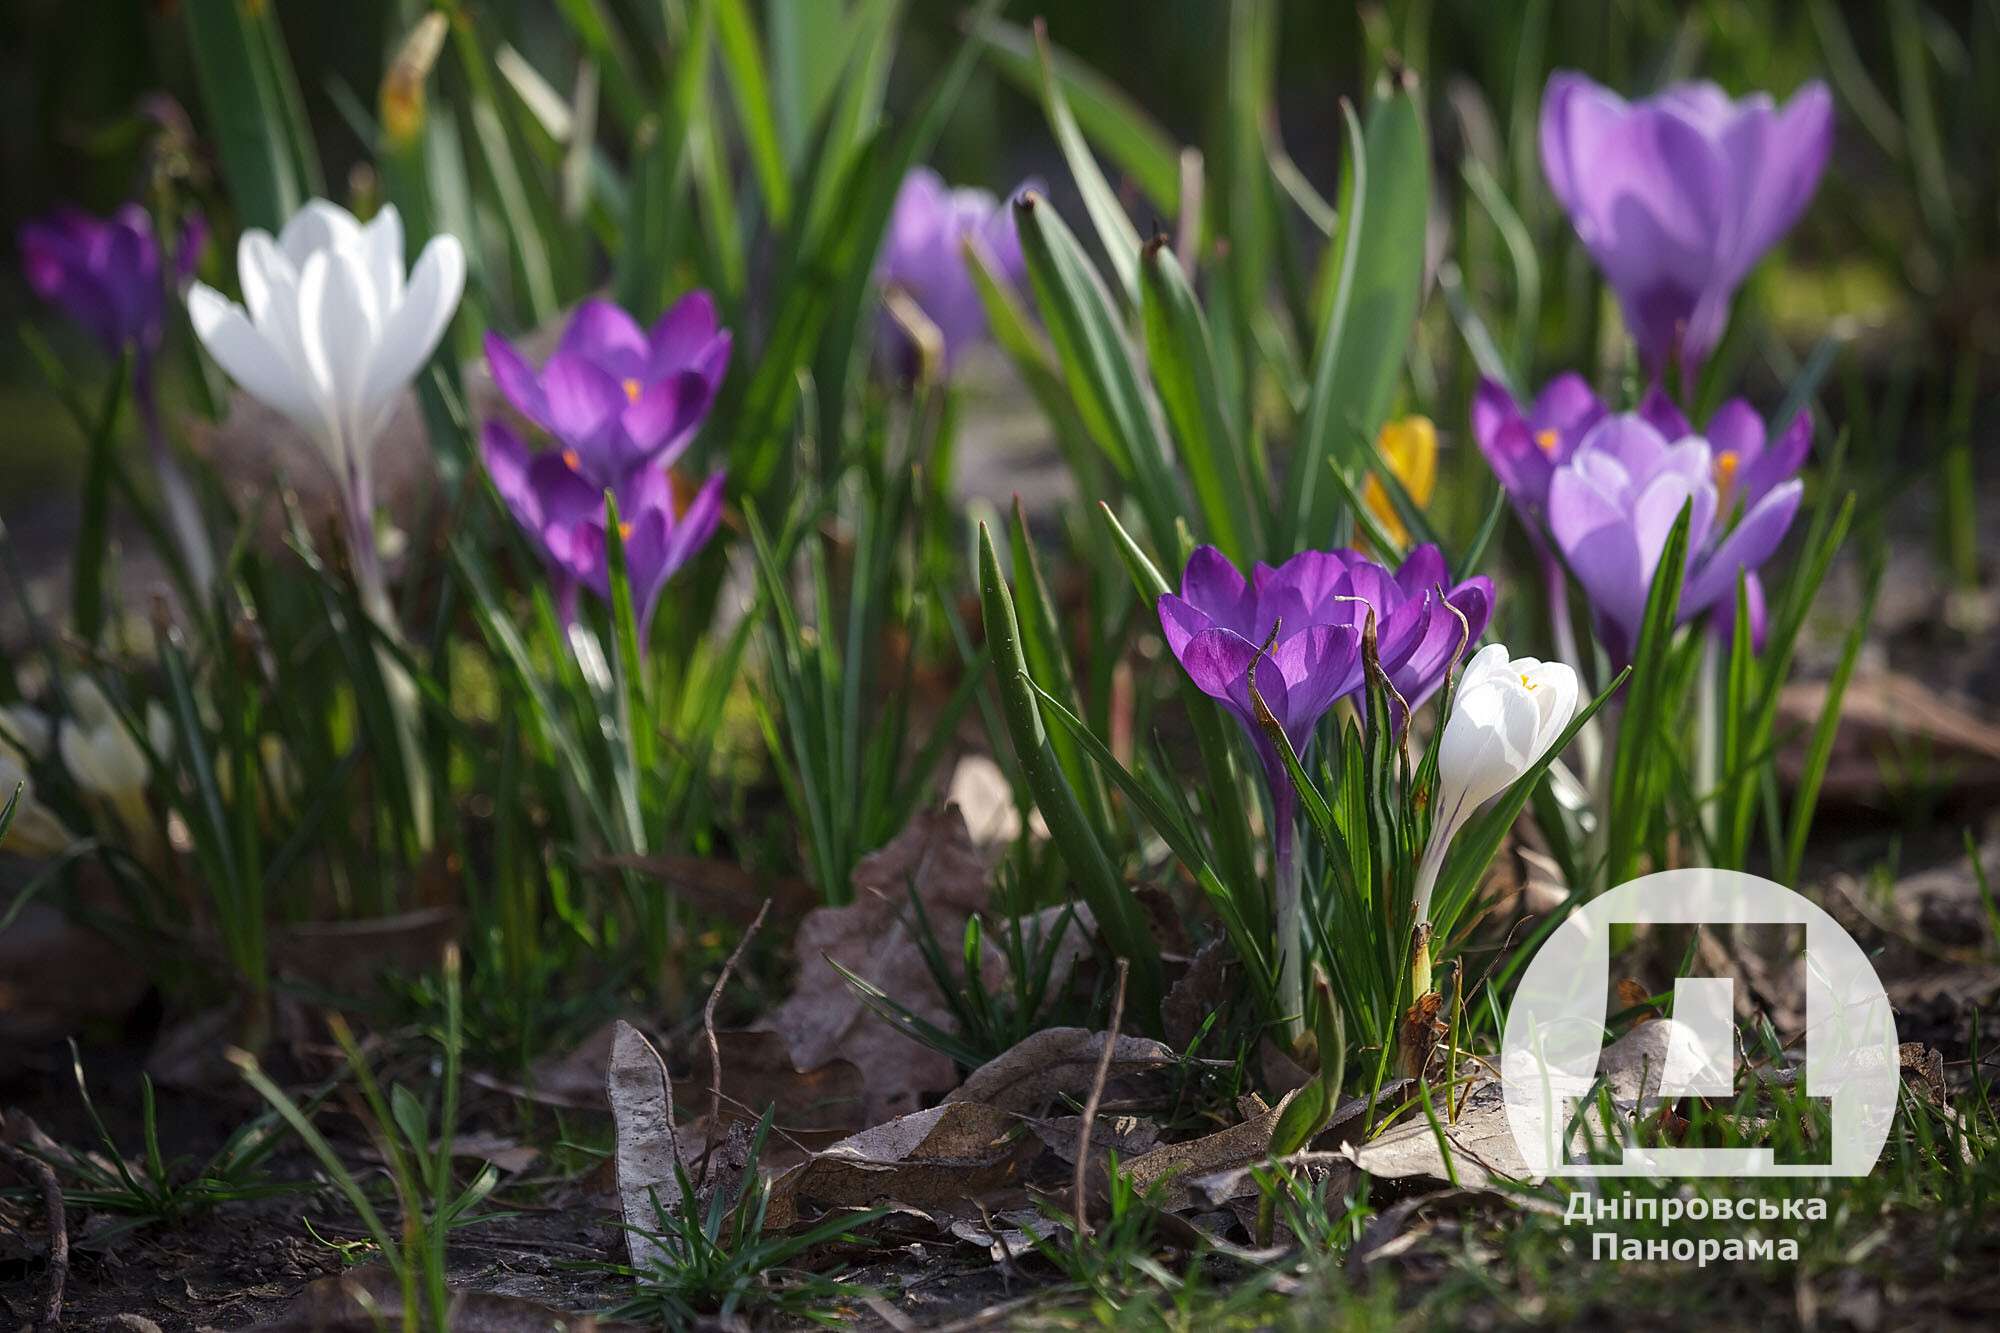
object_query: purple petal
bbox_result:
[542,354,630,470]
[1550,465,1648,657]
[558,298,649,379]
[1682,479,1803,616]
[1177,546,1256,633]
[1736,408,1811,510]
[647,290,721,374]
[622,368,716,464]
[1638,384,1693,441]
[1176,627,1260,706]
[481,420,543,534]
[1528,372,1608,447]
[1158,593,1221,664]
[485,332,551,431]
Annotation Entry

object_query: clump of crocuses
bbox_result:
[876,167,1030,376]
[1540,72,1832,382]
[1475,377,1810,660]
[1159,543,1493,1020]
[481,294,730,638]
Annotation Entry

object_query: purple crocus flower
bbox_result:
[876,168,1030,375]
[1547,409,1807,661]
[484,293,731,490]
[19,204,206,364]
[481,292,731,638]
[1471,373,1609,532]
[1540,72,1833,381]
[1159,544,1494,790]
[482,420,724,638]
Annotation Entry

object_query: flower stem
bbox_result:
[1273,813,1304,1041]
[344,465,434,857]
[136,367,216,602]
[1696,628,1721,851]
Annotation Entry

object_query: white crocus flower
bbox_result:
[185,199,464,564]
[1412,644,1580,926]
[58,679,148,799]
[186,199,460,851]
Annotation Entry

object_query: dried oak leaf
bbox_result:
[764,1100,1021,1229]
[607,1021,685,1278]
[759,805,996,1124]
[1340,1079,1534,1190]
[943,1027,1175,1114]
[1120,1104,1284,1212]
[693,1028,867,1138]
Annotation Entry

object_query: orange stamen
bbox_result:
[1534,429,1560,455]
[1715,452,1740,506]
[622,378,642,402]
[618,521,634,541]
[562,449,582,472]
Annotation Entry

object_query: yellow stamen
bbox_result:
[1520,673,1538,690]
[1534,429,1560,455]
[622,377,642,402]
[562,449,582,472]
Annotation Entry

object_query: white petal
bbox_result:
[363,233,465,415]
[188,283,322,430]
[279,198,364,266]
[362,204,406,309]
[1457,642,1513,692]
[236,229,292,324]
[298,249,384,459]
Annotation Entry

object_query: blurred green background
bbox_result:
[0,0,1989,508]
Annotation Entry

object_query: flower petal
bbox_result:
[363,233,464,418]
[188,282,324,438]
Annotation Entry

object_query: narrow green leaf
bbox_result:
[978,524,1161,1024]
[1291,79,1431,546]
[1138,239,1261,562]
[1031,19,1142,304]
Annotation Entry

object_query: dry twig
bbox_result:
[0,1113,67,1332]
[1072,958,1130,1237]
[700,898,770,1186]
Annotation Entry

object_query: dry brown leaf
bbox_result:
[759,805,996,1123]
[606,1021,683,1278]
[1031,1114,1162,1166]
[942,1027,1175,1114]
[1899,1041,1948,1105]
[1162,935,1233,1054]
[689,1029,867,1138]
[1779,670,2000,803]
[1340,1079,1533,1190]
[764,1100,1021,1229]
[1120,1105,1283,1211]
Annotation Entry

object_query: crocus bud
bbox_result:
[1364,415,1438,548]
[1413,643,1580,926]
[58,679,148,799]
